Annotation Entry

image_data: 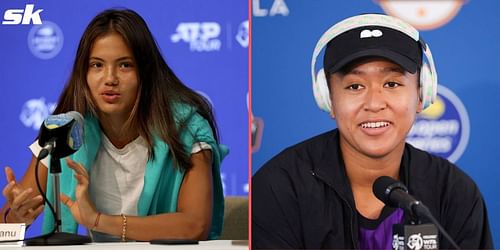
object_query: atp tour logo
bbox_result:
[236,20,249,48]
[376,0,466,30]
[171,22,221,52]
[19,98,56,130]
[407,85,470,163]
[27,21,64,60]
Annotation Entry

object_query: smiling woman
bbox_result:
[252,14,493,250]
[1,8,228,242]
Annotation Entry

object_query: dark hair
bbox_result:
[52,9,219,170]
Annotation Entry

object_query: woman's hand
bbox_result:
[2,166,44,224]
[60,158,99,229]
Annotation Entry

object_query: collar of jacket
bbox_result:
[309,129,359,248]
[310,130,355,205]
[311,129,411,198]
[309,129,413,247]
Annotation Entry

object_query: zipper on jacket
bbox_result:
[311,170,358,249]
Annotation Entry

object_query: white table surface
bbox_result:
[0,240,248,250]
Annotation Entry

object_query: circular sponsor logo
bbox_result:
[19,97,56,130]
[27,20,64,59]
[377,0,465,30]
[407,85,470,163]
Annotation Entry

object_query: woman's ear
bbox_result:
[416,84,424,113]
[416,98,424,113]
[329,94,336,119]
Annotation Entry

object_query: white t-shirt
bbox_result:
[30,137,211,217]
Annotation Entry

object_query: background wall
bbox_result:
[0,0,248,237]
[251,0,499,245]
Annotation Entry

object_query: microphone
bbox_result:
[37,111,84,160]
[372,176,430,219]
[26,111,91,245]
[373,176,461,250]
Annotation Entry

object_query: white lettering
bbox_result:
[270,0,289,16]
[2,4,43,25]
[409,120,460,137]
[21,4,43,24]
[253,0,289,17]
[252,0,268,16]
[407,137,452,153]
[2,9,23,25]
[171,22,221,52]
[200,22,220,41]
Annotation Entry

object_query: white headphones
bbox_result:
[311,14,438,113]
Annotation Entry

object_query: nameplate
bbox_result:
[0,223,26,246]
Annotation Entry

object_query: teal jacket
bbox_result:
[42,106,228,239]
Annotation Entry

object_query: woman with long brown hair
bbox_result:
[1,8,227,242]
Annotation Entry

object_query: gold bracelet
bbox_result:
[121,214,127,241]
[91,212,101,231]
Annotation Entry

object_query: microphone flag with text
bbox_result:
[373,176,460,250]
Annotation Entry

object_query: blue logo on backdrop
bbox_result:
[236,20,249,48]
[407,85,470,162]
[171,22,221,52]
[27,21,63,60]
[19,98,56,130]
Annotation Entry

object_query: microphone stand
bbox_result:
[25,156,91,245]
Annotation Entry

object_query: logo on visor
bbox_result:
[360,29,383,38]
[407,85,470,163]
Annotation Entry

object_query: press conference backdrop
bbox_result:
[252,0,499,245]
[0,0,248,237]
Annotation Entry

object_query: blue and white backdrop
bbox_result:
[0,0,248,237]
[252,0,500,245]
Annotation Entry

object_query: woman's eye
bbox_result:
[89,62,102,68]
[385,82,401,88]
[120,62,134,68]
[346,84,364,90]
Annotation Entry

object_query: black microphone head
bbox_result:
[373,176,408,206]
[38,111,84,158]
